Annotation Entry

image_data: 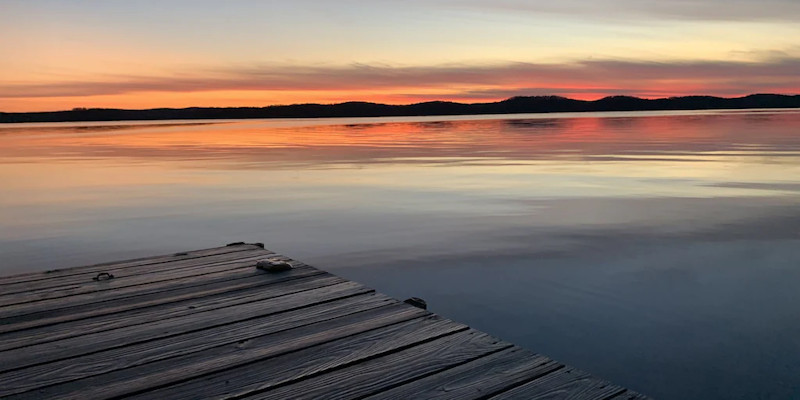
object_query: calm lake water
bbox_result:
[2,109,800,399]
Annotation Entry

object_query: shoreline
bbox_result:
[2,93,799,124]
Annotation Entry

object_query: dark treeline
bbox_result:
[2,94,799,123]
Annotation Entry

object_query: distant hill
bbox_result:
[1,94,799,123]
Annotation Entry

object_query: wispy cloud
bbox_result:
[442,0,800,22]
[2,56,799,101]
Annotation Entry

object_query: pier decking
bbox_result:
[0,243,650,399]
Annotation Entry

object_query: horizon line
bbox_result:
[2,93,800,124]
[2,93,798,115]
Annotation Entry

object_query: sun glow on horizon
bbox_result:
[1,1,799,112]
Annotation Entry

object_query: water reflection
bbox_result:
[2,111,800,168]
[1,109,800,399]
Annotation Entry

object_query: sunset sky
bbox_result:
[1,0,799,112]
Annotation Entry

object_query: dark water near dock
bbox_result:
[2,109,800,399]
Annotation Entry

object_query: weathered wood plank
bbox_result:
[0,255,284,319]
[86,314,468,400]
[486,368,627,400]
[609,391,651,400]
[0,266,325,335]
[244,330,511,400]
[0,248,272,296]
[0,281,373,372]
[1,294,409,397]
[120,312,464,400]
[0,272,338,351]
[363,347,562,400]
[0,251,271,307]
[0,245,651,400]
[0,243,261,286]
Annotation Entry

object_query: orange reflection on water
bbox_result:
[2,110,800,169]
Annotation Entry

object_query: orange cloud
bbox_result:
[1,58,799,111]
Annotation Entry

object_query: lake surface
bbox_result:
[2,109,800,399]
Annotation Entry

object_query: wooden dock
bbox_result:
[0,242,650,399]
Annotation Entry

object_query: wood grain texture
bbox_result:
[0,281,373,372]
[0,251,270,307]
[0,244,260,286]
[0,248,272,296]
[608,391,651,400]
[363,347,562,400]
[1,293,405,397]
[14,302,437,400]
[7,298,419,399]
[0,272,337,351]
[124,312,466,400]
[0,254,279,319]
[487,368,627,400]
[245,329,511,400]
[0,245,651,400]
[0,266,325,336]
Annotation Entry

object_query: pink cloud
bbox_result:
[1,57,798,100]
